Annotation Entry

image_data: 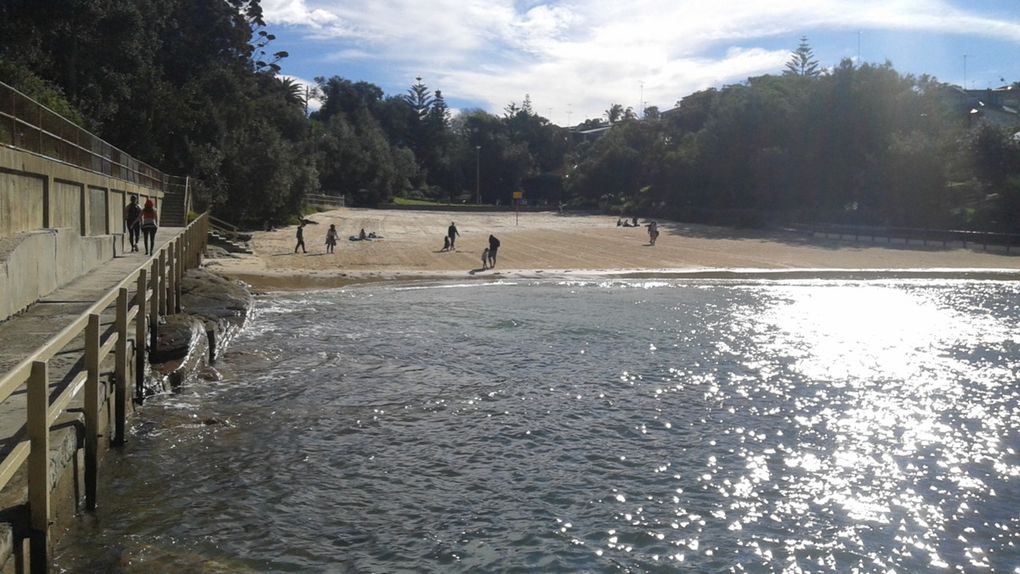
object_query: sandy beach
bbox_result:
[206,208,1020,289]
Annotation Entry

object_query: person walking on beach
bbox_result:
[447,222,460,250]
[124,195,141,252]
[140,199,158,255]
[481,247,490,270]
[647,221,659,246]
[325,224,338,253]
[295,221,307,253]
[487,234,500,268]
[442,235,451,252]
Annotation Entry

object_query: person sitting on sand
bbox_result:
[482,247,489,270]
[359,228,367,240]
[617,218,623,227]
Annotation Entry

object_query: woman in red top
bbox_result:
[140,199,158,255]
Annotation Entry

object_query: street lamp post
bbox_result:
[475,145,481,205]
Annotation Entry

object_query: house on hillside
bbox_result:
[951,85,1020,128]
[571,123,613,143]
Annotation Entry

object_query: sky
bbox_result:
[261,0,1020,126]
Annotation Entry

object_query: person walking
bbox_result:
[295,221,307,253]
[447,222,460,250]
[124,195,141,252]
[140,199,158,255]
[487,234,500,268]
[325,224,338,253]
[647,221,659,246]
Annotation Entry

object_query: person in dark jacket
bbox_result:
[487,234,500,268]
[295,222,307,253]
[124,195,141,252]
[447,222,460,250]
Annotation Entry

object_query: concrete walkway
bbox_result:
[0,227,184,459]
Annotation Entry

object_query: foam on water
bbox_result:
[54,279,1020,573]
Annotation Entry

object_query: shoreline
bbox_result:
[217,266,1020,292]
[207,207,1020,291]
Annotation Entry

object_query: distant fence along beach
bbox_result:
[792,223,1020,252]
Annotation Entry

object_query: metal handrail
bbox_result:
[208,215,240,232]
[0,213,209,567]
[0,80,171,191]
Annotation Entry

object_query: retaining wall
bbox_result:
[0,145,162,240]
[0,229,115,322]
[0,145,164,323]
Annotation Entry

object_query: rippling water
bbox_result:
[55,279,1020,573]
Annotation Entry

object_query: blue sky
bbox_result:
[261,0,1020,126]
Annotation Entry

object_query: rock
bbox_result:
[148,269,252,389]
[181,269,253,361]
[151,315,205,363]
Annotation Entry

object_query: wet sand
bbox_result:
[206,208,1020,290]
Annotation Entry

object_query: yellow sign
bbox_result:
[512,191,523,199]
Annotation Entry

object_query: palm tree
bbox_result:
[279,77,305,107]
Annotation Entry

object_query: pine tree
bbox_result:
[404,77,434,120]
[784,36,821,77]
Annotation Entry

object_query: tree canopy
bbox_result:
[2,8,1018,232]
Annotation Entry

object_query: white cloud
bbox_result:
[260,0,340,28]
[263,0,1020,123]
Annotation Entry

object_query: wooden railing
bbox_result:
[306,193,345,210]
[0,213,208,571]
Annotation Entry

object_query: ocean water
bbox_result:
[54,279,1020,573]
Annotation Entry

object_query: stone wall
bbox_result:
[0,145,163,240]
[0,173,44,236]
[0,229,115,321]
[0,146,164,322]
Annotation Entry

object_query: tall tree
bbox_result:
[784,36,821,77]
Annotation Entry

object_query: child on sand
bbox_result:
[482,247,489,270]
[442,236,450,251]
[325,224,338,253]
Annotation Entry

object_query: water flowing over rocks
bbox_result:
[149,269,252,390]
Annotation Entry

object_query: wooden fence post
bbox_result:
[114,288,128,446]
[149,260,159,354]
[175,238,184,312]
[84,314,100,512]
[136,268,147,403]
[158,250,167,317]
[27,361,50,574]
[166,243,176,315]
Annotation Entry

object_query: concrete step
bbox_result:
[207,233,253,254]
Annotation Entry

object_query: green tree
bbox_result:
[784,36,821,77]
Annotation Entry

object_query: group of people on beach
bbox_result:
[294,220,382,254]
[440,221,501,270]
[617,216,660,245]
[123,194,159,255]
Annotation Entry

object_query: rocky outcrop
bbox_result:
[150,269,252,389]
